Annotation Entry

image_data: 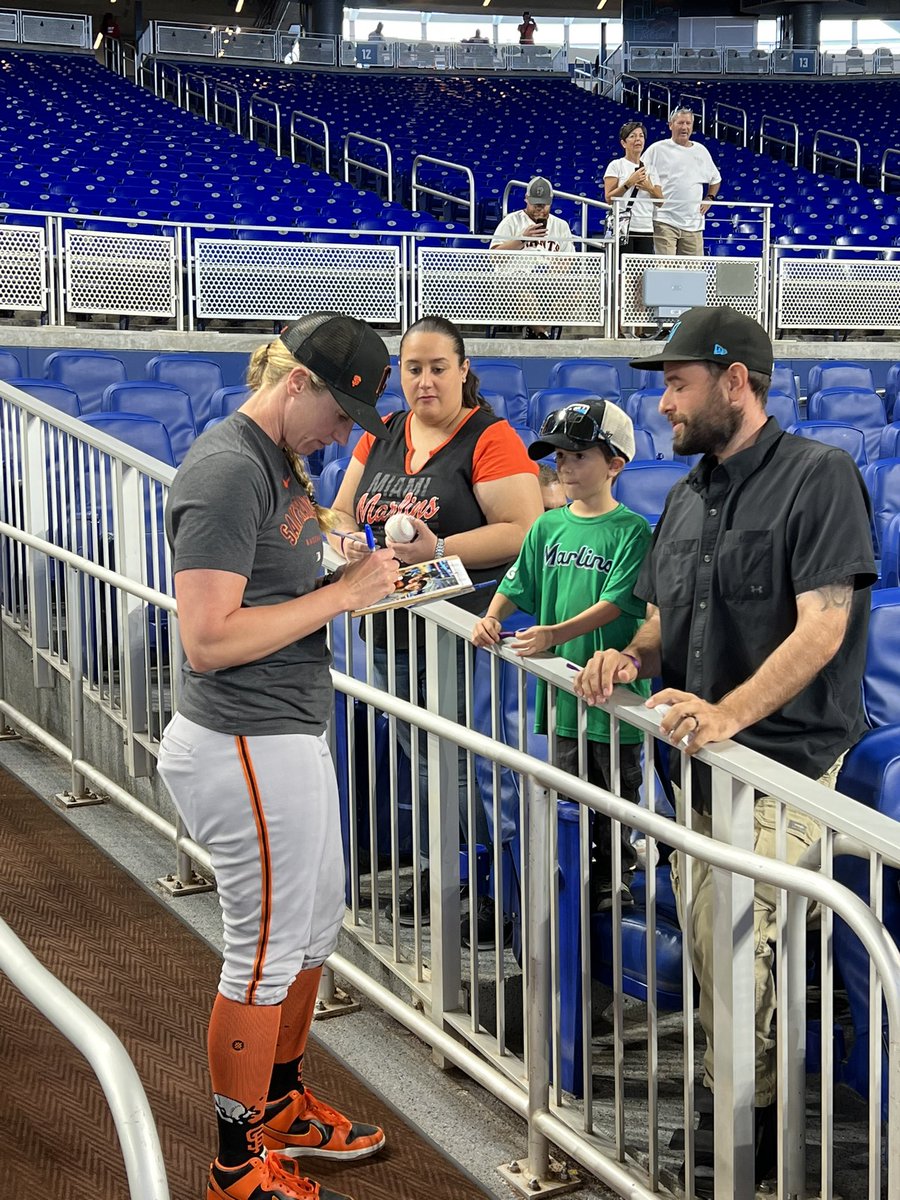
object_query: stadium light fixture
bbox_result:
[235,0,244,11]
[93,31,102,48]
[596,0,608,8]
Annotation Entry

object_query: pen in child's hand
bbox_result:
[363,524,377,551]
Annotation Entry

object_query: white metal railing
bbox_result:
[813,128,863,184]
[411,155,476,233]
[759,113,800,168]
[0,909,170,1199]
[248,92,282,158]
[212,80,242,138]
[882,147,900,194]
[712,100,748,147]
[2,389,900,1198]
[290,109,330,173]
[343,132,394,203]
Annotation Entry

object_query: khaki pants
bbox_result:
[653,222,704,257]
[670,756,843,1106]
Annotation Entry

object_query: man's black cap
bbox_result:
[629,305,774,378]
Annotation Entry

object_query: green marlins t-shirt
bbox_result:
[498,503,652,743]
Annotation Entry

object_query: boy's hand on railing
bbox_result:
[507,624,554,656]
[472,614,502,647]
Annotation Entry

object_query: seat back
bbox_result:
[0,348,22,381]
[632,426,657,462]
[787,420,868,467]
[807,361,874,397]
[208,385,251,421]
[324,426,366,466]
[527,387,598,433]
[315,457,351,507]
[885,362,900,419]
[548,360,621,401]
[468,359,529,428]
[627,393,674,459]
[879,512,900,589]
[611,461,689,525]
[862,590,900,727]
[44,351,127,414]
[771,363,797,402]
[766,389,799,429]
[101,382,196,466]
[866,458,900,553]
[145,354,225,430]
[881,421,900,461]
[80,413,176,467]
[15,379,81,417]
[806,387,886,460]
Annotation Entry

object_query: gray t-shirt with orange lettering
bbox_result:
[165,412,332,735]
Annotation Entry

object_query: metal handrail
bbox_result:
[0,916,170,1199]
[290,109,330,173]
[678,90,706,133]
[759,113,800,167]
[619,72,641,110]
[248,92,282,158]
[343,132,393,203]
[881,147,900,193]
[813,127,862,183]
[182,71,209,121]
[155,60,182,107]
[645,79,672,118]
[212,80,241,137]
[411,154,476,233]
[713,100,748,147]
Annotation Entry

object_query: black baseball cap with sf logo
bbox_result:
[629,305,774,378]
[281,312,391,437]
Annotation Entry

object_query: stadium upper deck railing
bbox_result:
[1,384,900,1199]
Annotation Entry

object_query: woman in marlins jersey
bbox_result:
[157,313,401,1200]
[331,315,542,940]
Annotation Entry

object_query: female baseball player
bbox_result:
[157,312,400,1200]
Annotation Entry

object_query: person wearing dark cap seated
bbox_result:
[490,176,575,339]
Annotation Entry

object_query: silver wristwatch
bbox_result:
[434,537,446,559]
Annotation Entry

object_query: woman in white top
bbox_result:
[604,120,663,338]
[603,120,662,256]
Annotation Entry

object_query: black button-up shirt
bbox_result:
[637,418,876,792]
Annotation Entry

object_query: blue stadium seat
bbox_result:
[880,422,900,460]
[14,380,81,417]
[631,426,657,462]
[43,350,127,415]
[548,360,621,401]
[323,427,366,467]
[763,390,798,429]
[771,364,798,403]
[865,458,900,554]
[101,382,197,466]
[469,360,529,428]
[202,415,228,433]
[0,349,22,381]
[527,387,598,433]
[480,388,510,422]
[880,513,900,589]
[885,363,900,419]
[79,412,177,467]
[611,461,689,526]
[315,457,351,507]
[145,354,225,431]
[806,387,887,461]
[208,385,251,421]
[377,389,406,418]
[626,393,675,460]
[787,420,868,467]
[807,361,875,397]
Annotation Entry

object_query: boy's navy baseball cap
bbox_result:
[629,305,774,377]
[529,399,636,463]
[281,312,390,437]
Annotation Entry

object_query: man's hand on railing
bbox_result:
[648,688,742,755]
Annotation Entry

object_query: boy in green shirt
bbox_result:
[473,400,651,908]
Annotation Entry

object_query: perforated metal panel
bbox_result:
[417,248,607,329]
[0,224,48,312]
[0,12,18,42]
[64,230,177,318]
[776,257,900,330]
[154,22,216,57]
[221,32,277,60]
[194,239,401,322]
[22,13,89,47]
[620,253,764,325]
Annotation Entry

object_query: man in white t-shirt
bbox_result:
[642,107,721,256]
[490,176,576,338]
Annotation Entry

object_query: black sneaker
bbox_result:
[592,879,635,913]
[461,895,513,949]
[383,869,430,927]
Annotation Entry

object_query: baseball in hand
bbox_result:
[384,513,416,543]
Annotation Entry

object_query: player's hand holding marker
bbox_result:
[334,546,400,612]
